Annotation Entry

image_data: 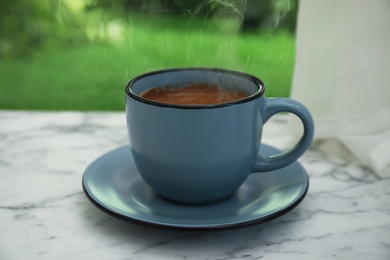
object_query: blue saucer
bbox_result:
[82,144,309,230]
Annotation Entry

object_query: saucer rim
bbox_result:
[82,182,309,230]
[82,145,309,230]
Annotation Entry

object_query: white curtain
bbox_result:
[289,0,390,177]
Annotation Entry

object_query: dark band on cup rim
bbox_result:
[125,67,266,109]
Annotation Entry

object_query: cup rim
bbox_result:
[125,67,266,109]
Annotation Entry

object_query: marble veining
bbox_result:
[0,111,389,260]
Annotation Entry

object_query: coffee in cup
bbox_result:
[140,83,247,105]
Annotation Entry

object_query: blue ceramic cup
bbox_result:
[125,68,314,204]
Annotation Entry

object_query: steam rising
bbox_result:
[85,0,297,82]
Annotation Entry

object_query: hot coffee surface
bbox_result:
[141,84,246,105]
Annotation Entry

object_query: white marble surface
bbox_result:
[0,110,389,260]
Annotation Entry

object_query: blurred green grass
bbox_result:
[0,15,295,111]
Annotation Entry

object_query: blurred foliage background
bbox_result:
[0,0,299,110]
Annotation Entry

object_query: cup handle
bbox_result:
[253,98,314,172]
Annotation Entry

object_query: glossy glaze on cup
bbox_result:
[125,68,314,204]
